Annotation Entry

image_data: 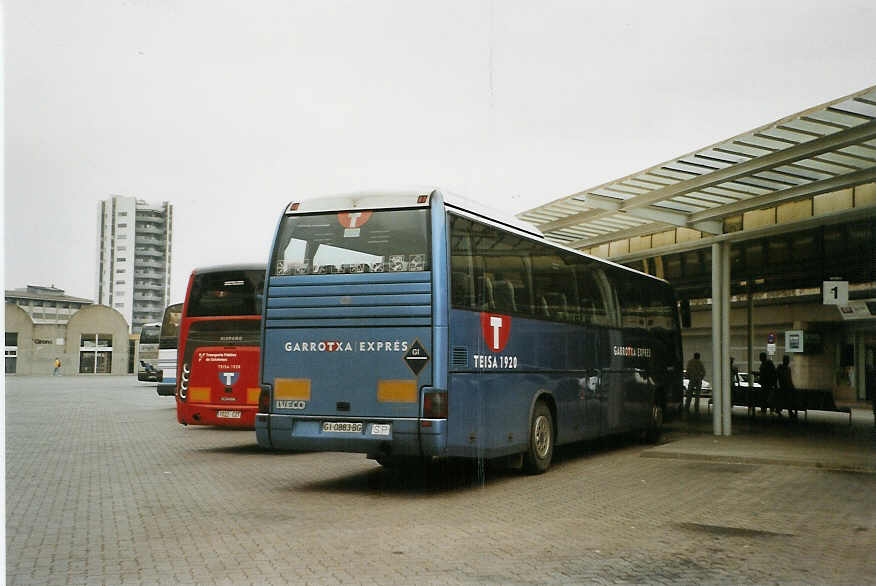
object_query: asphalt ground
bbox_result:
[5,376,876,585]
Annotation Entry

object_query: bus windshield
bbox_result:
[159,303,182,349]
[186,270,265,317]
[139,324,160,345]
[271,208,431,276]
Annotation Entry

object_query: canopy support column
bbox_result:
[711,241,732,436]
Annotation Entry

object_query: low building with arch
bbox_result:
[5,302,130,375]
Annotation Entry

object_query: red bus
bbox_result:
[176,264,265,427]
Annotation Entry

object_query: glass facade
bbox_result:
[5,332,17,374]
[79,334,113,374]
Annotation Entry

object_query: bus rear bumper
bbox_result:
[177,403,258,427]
[256,414,446,457]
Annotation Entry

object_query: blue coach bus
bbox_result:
[256,189,683,473]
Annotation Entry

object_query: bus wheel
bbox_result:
[523,401,554,474]
[644,402,664,444]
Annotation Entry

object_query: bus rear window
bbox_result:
[139,325,160,345]
[271,209,431,276]
[159,303,182,349]
[186,270,265,317]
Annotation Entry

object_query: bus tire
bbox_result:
[644,401,664,444]
[523,401,554,474]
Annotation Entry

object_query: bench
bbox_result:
[708,388,852,425]
[795,389,852,425]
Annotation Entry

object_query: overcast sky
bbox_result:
[5,0,876,304]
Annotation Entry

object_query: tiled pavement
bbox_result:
[5,376,875,584]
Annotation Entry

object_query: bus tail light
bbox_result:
[178,362,190,400]
[423,390,447,419]
[259,384,272,413]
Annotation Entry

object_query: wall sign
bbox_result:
[823,280,848,305]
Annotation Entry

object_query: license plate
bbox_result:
[217,410,242,419]
[370,423,391,436]
[322,421,363,433]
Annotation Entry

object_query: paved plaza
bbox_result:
[5,376,876,584]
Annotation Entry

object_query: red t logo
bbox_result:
[337,211,373,229]
[480,313,511,352]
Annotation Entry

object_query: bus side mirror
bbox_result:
[680,299,691,328]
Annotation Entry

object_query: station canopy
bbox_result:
[518,85,876,251]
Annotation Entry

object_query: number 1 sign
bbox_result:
[822,280,848,305]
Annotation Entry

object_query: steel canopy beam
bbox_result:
[618,120,876,209]
[565,221,675,249]
[687,166,876,223]
[538,207,614,232]
[544,194,717,236]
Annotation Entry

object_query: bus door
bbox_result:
[601,329,647,434]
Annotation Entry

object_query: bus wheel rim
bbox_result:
[533,415,551,458]
[652,405,663,428]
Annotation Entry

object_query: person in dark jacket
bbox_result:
[776,355,796,419]
[759,352,778,417]
[685,352,706,417]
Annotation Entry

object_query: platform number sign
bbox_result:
[823,280,848,305]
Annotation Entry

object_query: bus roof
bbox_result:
[190,263,265,275]
[281,189,667,286]
[283,188,543,239]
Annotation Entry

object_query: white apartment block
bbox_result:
[95,195,173,332]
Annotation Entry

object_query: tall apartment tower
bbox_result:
[95,195,173,332]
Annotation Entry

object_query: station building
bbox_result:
[5,298,131,376]
[520,85,876,434]
[5,284,94,325]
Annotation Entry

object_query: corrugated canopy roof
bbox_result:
[518,85,876,250]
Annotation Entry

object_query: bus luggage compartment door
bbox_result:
[262,327,433,452]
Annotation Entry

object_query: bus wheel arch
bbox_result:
[523,393,556,474]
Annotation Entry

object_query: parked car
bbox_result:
[138,360,162,383]
[736,372,761,389]
[683,371,711,395]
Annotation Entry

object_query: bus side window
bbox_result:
[529,245,575,323]
[616,273,646,330]
[492,278,517,313]
[449,215,482,311]
[647,283,676,332]
[451,270,474,309]
[477,275,494,310]
[577,265,612,327]
[544,293,568,321]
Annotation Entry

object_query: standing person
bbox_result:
[759,352,778,417]
[872,385,875,431]
[729,357,740,401]
[776,355,796,419]
[53,357,61,376]
[685,352,706,417]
